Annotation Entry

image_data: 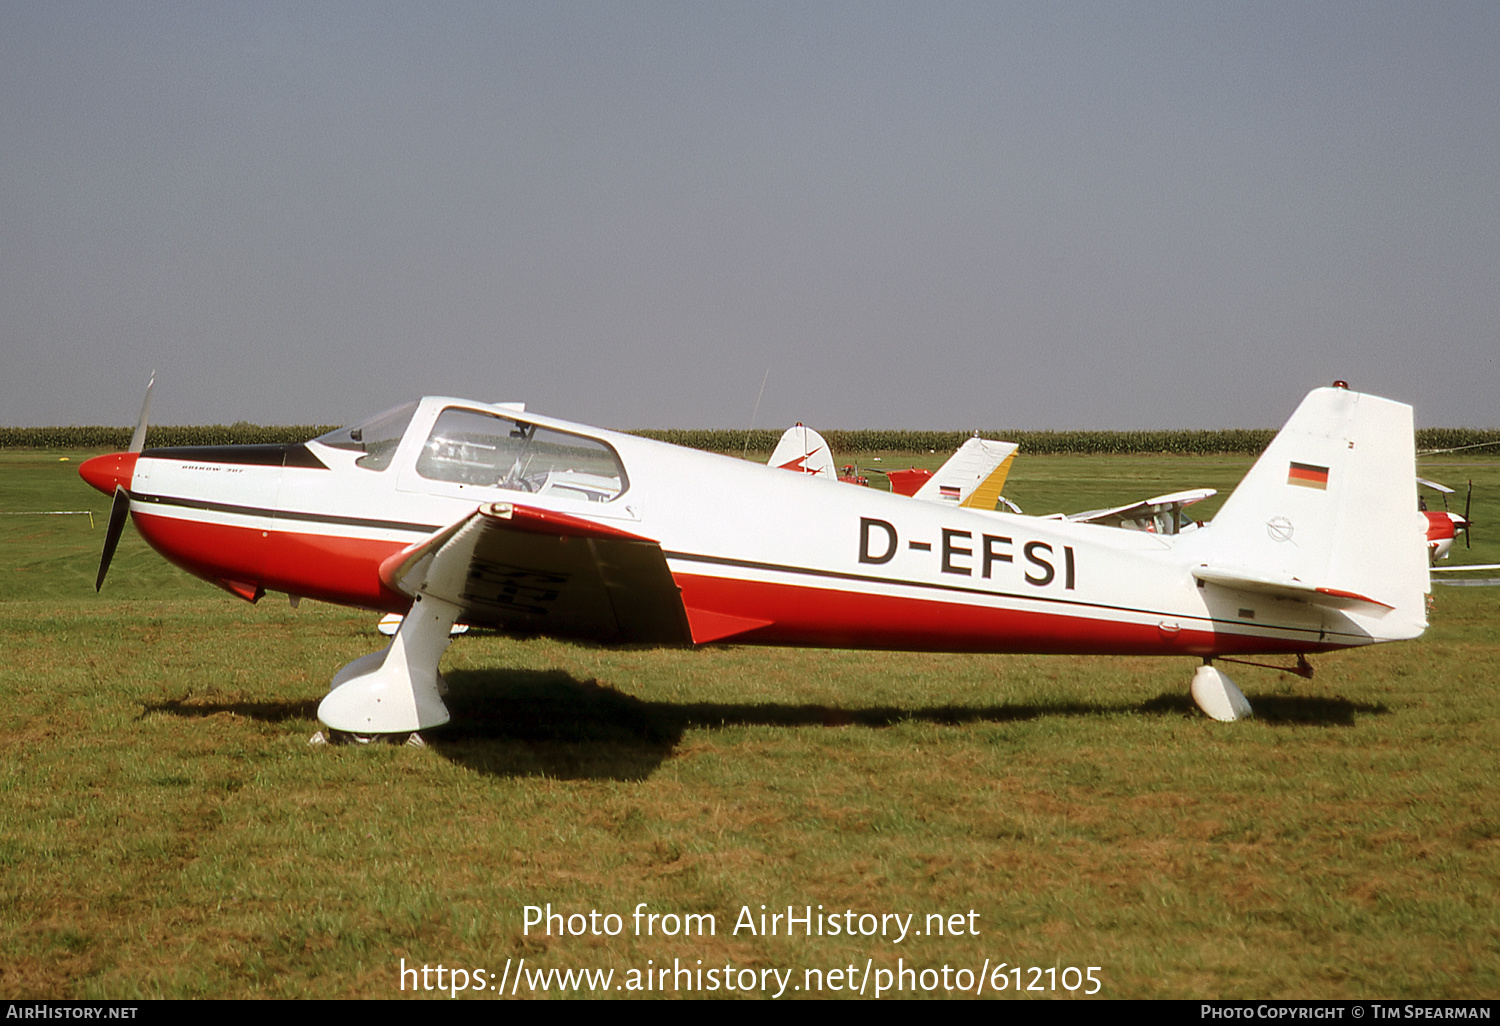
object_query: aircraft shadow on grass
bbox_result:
[142,668,1391,782]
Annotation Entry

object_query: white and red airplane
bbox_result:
[80,381,1431,737]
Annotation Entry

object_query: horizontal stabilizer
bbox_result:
[1193,564,1394,615]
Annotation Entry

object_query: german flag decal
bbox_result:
[1287,461,1330,489]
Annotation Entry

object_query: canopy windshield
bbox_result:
[314,401,419,471]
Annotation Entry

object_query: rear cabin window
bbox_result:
[415,408,626,502]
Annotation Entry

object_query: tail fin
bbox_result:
[912,436,1019,508]
[1196,385,1428,640]
[768,424,836,479]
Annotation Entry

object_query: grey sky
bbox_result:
[3,2,1497,431]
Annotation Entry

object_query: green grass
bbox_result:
[0,449,1497,998]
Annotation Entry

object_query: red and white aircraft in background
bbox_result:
[81,382,1432,738]
[1421,481,1499,577]
[1419,478,1472,564]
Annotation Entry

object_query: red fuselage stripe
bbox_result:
[672,573,1332,657]
[134,510,1342,658]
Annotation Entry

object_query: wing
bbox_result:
[1066,499,1153,525]
[379,503,692,644]
[1066,488,1217,529]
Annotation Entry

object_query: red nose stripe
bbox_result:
[79,452,140,496]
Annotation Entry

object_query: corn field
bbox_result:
[632,427,1500,457]
[0,425,337,449]
[4,424,1497,457]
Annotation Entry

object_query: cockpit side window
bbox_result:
[415,408,626,501]
[315,401,419,472]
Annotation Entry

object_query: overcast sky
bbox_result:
[3,2,1497,431]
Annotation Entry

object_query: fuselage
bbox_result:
[80,396,1395,659]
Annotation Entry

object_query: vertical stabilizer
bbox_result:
[1198,386,1428,640]
[913,437,1020,508]
[768,424,837,479]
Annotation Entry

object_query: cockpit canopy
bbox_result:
[317,401,627,503]
[413,406,626,501]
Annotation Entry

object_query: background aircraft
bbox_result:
[770,425,1019,509]
[1418,477,1473,564]
[1059,488,1217,536]
[767,424,837,479]
[81,382,1430,740]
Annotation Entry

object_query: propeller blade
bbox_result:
[95,486,131,591]
[129,371,155,453]
[1464,480,1473,549]
[97,372,153,590]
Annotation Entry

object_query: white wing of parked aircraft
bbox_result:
[1063,488,1218,536]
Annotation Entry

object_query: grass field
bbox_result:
[1,448,1497,999]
